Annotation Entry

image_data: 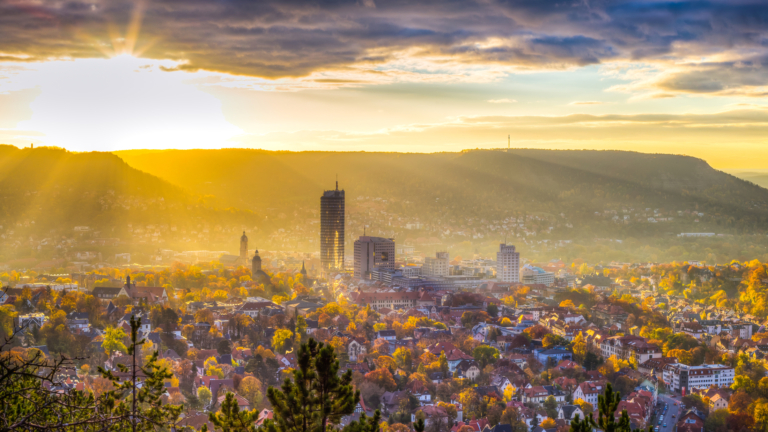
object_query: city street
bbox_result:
[653,394,682,432]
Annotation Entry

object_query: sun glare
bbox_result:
[8,56,241,151]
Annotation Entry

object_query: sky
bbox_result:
[1,0,768,168]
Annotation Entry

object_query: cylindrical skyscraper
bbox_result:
[321,181,345,273]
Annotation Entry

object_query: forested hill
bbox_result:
[115,148,768,232]
[0,146,260,233]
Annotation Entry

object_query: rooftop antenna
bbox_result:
[335,174,338,190]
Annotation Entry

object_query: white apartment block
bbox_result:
[663,364,734,394]
[423,252,449,276]
[496,244,520,283]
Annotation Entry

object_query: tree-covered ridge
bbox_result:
[0,146,261,245]
[115,148,768,228]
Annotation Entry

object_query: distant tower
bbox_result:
[508,135,510,150]
[252,249,269,284]
[240,231,248,263]
[496,243,520,283]
[321,180,345,273]
[300,261,308,279]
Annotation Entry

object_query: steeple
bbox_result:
[300,260,308,278]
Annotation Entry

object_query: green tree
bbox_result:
[207,392,260,432]
[296,316,307,347]
[473,345,500,368]
[218,339,232,356]
[568,383,646,432]
[262,338,359,432]
[543,395,558,418]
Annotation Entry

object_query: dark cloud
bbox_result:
[1,0,767,86]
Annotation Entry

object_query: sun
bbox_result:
[10,55,241,151]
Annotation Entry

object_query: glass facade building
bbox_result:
[321,182,345,273]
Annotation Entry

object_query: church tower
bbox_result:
[240,231,248,263]
[252,249,270,285]
[252,249,262,274]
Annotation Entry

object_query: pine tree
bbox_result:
[206,392,261,432]
[261,338,358,432]
[568,383,650,432]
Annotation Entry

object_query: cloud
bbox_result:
[487,98,516,103]
[569,101,604,105]
[0,0,767,97]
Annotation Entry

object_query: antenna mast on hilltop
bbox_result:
[508,135,510,149]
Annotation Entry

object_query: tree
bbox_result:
[102,325,128,355]
[392,348,413,372]
[568,383,641,432]
[1,314,182,432]
[438,351,450,375]
[572,333,587,363]
[272,329,294,354]
[488,404,505,426]
[544,396,558,419]
[500,407,529,432]
[261,338,362,432]
[296,316,307,347]
[239,376,264,407]
[704,409,728,432]
[583,352,600,371]
[437,402,458,425]
[681,394,707,414]
[729,391,752,413]
[198,386,213,408]
[504,385,517,402]
[541,418,557,428]
[574,399,593,416]
[364,369,397,391]
[542,334,568,349]
[459,388,481,419]
[487,304,499,317]
[473,345,500,368]
[207,392,260,432]
[195,309,215,325]
[217,339,232,356]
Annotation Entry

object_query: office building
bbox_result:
[496,244,520,283]
[423,251,449,276]
[520,264,555,286]
[663,363,734,394]
[320,182,345,273]
[353,236,395,279]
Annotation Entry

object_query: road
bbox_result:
[652,393,682,432]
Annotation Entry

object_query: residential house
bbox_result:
[558,405,585,424]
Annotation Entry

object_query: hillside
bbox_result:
[724,170,768,190]
[0,146,261,246]
[115,148,768,234]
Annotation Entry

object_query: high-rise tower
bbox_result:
[496,243,520,283]
[321,180,345,273]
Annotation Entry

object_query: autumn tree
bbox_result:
[272,329,294,354]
